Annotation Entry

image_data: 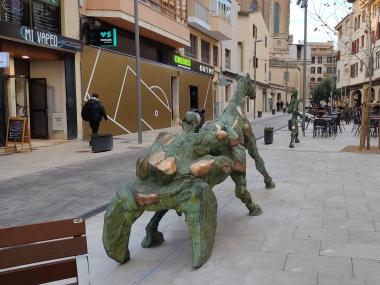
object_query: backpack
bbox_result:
[81,101,90,121]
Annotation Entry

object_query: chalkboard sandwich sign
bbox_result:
[5,117,32,152]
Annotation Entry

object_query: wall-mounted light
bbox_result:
[21,55,30,59]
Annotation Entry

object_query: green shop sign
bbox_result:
[88,28,117,47]
[172,54,215,76]
[174,55,192,68]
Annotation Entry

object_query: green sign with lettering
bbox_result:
[172,54,215,76]
[174,55,192,68]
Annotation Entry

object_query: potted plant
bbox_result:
[264,126,274,144]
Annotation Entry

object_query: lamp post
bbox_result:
[253,39,263,119]
[297,0,307,136]
[134,0,143,144]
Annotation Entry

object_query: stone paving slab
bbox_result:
[0,114,288,227]
[82,124,380,284]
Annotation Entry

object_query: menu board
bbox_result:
[32,0,60,34]
[0,0,60,34]
[7,117,25,143]
[0,0,30,26]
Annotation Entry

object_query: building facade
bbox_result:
[186,0,233,118]
[238,10,270,115]
[0,0,82,146]
[309,41,336,103]
[336,0,380,107]
[80,0,219,138]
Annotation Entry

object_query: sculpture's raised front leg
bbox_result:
[231,172,262,216]
[243,123,275,189]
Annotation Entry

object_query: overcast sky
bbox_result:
[289,0,352,44]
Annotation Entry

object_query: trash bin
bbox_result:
[272,109,276,115]
[264,127,273,145]
[91,133,113,153]
[191,108,206,127]
[257,111,262,118]
[288,120,292,131]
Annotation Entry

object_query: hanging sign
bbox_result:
[88,28,117,47]
[0,52,9,68]
[0,22,82,51]
[172,54,215,76]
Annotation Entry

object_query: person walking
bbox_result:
[81,93,108,145]
[276,101,280,112]
[280,100,284,111]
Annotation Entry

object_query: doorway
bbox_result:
[29,78,48,139]
[189,85,198,109]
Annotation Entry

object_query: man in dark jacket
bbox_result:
[82,93,108,145]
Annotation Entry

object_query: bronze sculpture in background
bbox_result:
[287,90,303,148]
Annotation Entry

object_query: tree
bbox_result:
[312,77,337,104]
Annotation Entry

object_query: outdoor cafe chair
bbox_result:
[313,119,328,138]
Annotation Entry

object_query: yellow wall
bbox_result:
[81,46,213,138]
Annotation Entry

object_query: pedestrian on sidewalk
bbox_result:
[276,101,280,112]
[280,100,284,111]
[81,93,108,145]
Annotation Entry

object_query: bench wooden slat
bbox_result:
[0,236,87,269]
[0,219,86,248]
[0,259,77,285]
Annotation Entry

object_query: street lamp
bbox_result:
[134,0,143,144]
[253,39,263,119]
[297,0,307,136]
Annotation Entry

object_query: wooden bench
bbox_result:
[0,218,89,284]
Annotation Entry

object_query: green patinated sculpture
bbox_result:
[287,91,304,148]
[102,74,275,268]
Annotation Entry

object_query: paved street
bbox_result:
[85,123,380,285]
[0,113,288,227]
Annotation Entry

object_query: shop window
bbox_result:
[0,0,61,34]
[225,48,231,69]
[225,84,231,102]
[201,39,210,63]
[252,1,258,12]
[189,86,198,109]
[274,3,280,34]
[185,34,197,59]
[253,24,257,38]
[213,45,218,66]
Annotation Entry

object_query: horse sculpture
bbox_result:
[102,74,275,268]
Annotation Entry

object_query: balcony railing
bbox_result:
[210,0,231,23]
[187,0,209,24]
[140,0,187,24]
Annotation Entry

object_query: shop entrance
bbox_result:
[189,85,199,109]
[3,75,48,140]
[29,78,48,139]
